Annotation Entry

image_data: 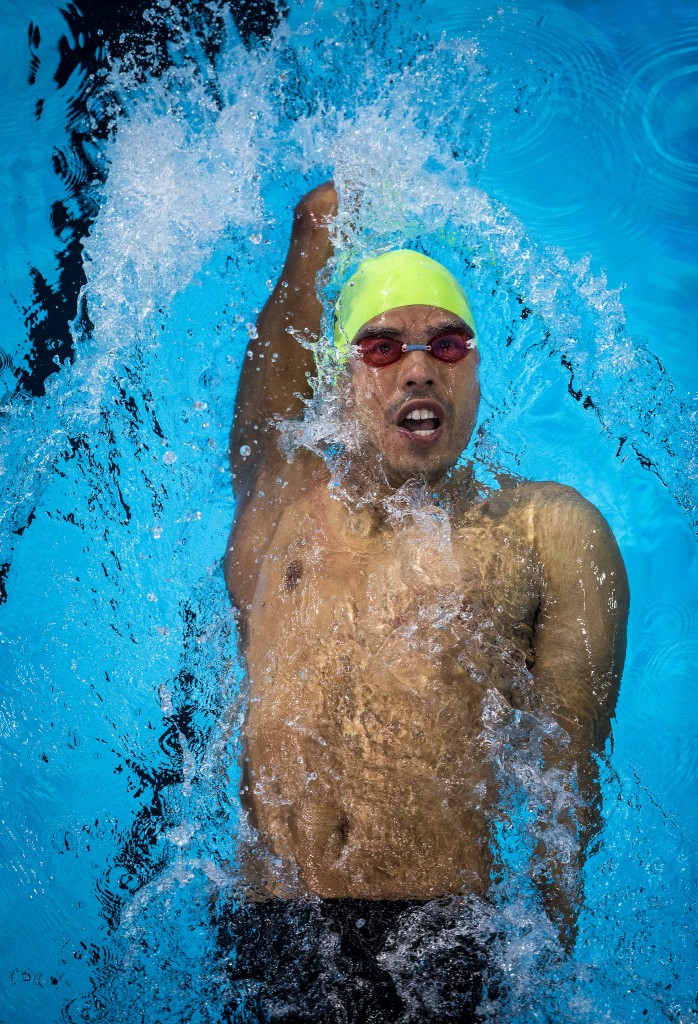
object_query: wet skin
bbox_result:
[225,183,629,934]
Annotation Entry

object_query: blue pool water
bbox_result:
[1,0,696,1021]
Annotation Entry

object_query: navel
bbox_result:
[283,558,303,592]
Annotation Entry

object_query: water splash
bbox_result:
[2,1,696,1022]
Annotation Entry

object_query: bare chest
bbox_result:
[243,502,540,735]
[232,493,542,897]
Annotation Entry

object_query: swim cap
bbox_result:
[333,249,476,359]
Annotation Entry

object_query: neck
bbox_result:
[328,454,478,534]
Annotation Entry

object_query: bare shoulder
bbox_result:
[508,481,628,598]
[232,447,326,539]
[464,478,625,573]
[475,479,599,515]
[225,448,327,609]
[458,478,577,525]
[519,480,619,548]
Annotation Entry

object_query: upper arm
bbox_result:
[530,485,629,755]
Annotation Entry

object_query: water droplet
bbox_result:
[246,323,258,340]
[249,232,262,244]
[193,400,207,411]
[239,445,251,458]
[163,451,177,465]
[147,593,158,602]
[153,525,163,539]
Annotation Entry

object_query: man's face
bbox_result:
[347,305,480,487]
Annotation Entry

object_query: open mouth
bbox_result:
[396,400,445,439]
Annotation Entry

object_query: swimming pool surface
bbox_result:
[1,0,696,1021]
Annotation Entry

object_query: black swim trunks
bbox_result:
[217,896,499,1024]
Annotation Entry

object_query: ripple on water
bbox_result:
[488,7,619,151]
[617,16,698,238]
[673,733,698,801]
[634,638,698,727]
[483,5,639,252]
[635,588,698,643]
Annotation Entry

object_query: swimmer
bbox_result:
[223,181,629,1020]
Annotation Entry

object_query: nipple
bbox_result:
[284,559,304,592]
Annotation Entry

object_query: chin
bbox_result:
[385,453,455,488]
[355,425,461,489]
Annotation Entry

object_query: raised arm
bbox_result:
[529,484,629,945]
[229,182,338,496]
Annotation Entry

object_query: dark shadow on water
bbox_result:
[17,0,287,400]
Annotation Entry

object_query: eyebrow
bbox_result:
[353,317,473,344]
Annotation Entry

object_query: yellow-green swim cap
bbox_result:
[333,249,476,358]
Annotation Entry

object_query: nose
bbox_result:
[397,349,435,388]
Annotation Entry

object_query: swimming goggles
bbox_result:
[356,332,475,368]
